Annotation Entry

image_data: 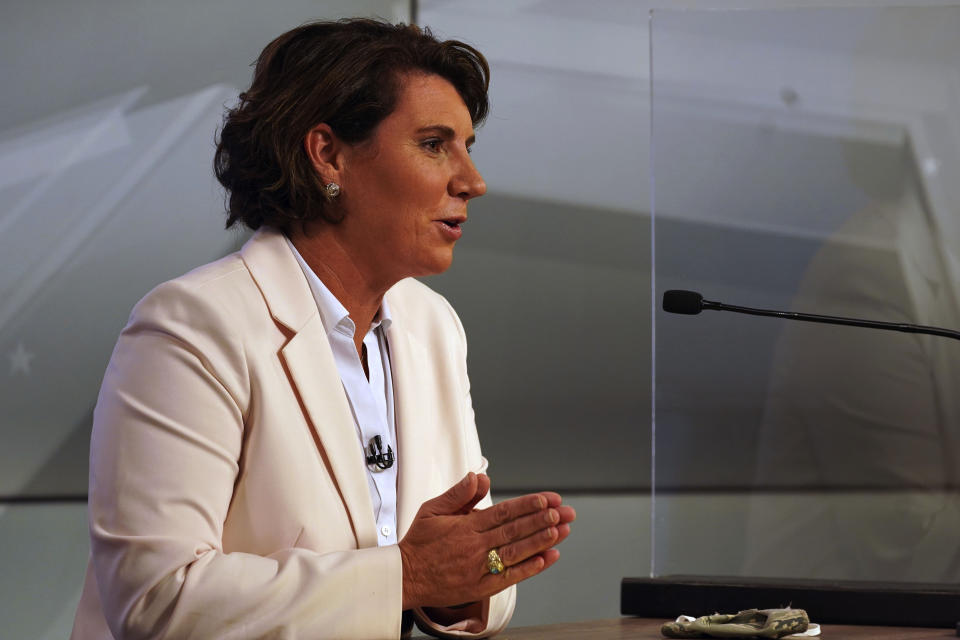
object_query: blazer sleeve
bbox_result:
[87,279,403,639]
[412,295,517,639]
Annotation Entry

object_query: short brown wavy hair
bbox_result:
[214,18,490,232]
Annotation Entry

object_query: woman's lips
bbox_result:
[434,215,467,240]
[435,219,463,240]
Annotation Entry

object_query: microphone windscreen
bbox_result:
[662,290,703,315]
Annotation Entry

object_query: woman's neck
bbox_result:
[288,224,390,355]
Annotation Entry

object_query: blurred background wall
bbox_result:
[2,0,959,637]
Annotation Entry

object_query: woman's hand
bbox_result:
[398,472,575,610]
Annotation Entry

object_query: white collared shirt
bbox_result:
[286,237,398,546]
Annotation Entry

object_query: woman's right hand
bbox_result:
[398,472,575,610]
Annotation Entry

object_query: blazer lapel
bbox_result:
[241,228,376,548]
[387,316,437,538]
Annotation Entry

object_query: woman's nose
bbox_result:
[451,156,487,200]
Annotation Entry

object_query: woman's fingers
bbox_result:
[485,507,558,548]
[472,492,575,532]
[556,504,576,524]
[418,472,480,516]
[457,473,491,514]
[479,551,547,594]
[486,517,572,571]
[537,548,561,572]
[470,493,574,573]
[472,493,547,531]
[538,492,564,508]
[496,525,559,567]
[478,548,562,599]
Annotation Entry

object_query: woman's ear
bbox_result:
[304,123,344,184]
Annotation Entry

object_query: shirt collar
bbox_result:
[285,235,393,337]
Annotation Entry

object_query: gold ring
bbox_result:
[487,549,505,575]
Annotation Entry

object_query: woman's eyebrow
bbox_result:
[415,124,476,146]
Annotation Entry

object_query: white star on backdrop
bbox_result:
[9,342,35,376]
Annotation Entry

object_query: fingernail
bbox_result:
[461,472,473,486]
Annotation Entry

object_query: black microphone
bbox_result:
[365,435,394,470]
[662,289,960,341]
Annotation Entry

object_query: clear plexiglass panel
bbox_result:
[651,6,960,583]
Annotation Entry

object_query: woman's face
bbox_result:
[335,73,486,286]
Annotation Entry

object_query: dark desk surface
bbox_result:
[496,617,958,639]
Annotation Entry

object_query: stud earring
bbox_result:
[324,182,341,199]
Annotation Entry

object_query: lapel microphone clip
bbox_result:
[366,435,394,470]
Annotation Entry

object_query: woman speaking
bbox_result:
[70,18,575,640]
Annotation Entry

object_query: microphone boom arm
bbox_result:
[664,289,960,342]
[707,300,960,341]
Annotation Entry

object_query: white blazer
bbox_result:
[70,227,516,639]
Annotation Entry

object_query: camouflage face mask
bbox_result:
[661,608,816,639]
